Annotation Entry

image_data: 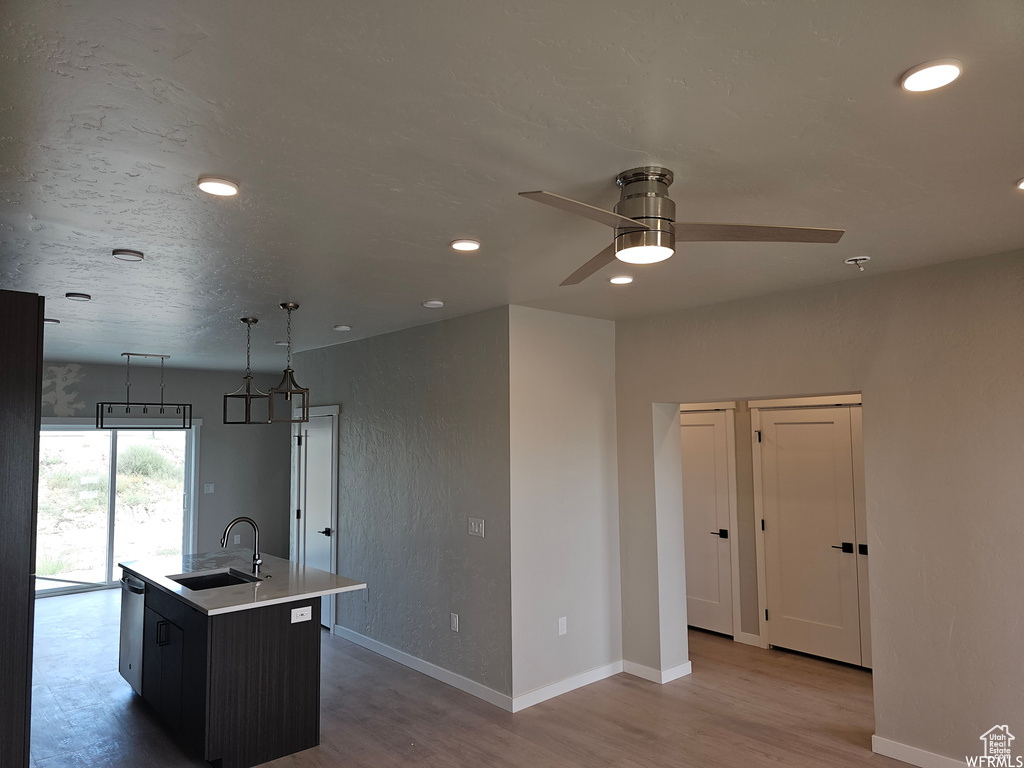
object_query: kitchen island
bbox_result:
[119,550,365,768]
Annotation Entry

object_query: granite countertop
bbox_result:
[119,549,366,616]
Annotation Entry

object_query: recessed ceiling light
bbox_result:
[609,275,633,284]
[900,59,962,92]
[333,324,352,332]
[65,292,91,301]
[845,256,871,272]
[197,176,239,196]
[43,318,60,325]
[1017,177,1024,190]
[274,340,289,346]
[450,239,480,252]
[422,300,444,309]
[112,249,144,262]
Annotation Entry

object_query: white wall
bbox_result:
[296,308,513,696]
[40,360,292,556]
[509,306,621,697]
[614,248,1024,761]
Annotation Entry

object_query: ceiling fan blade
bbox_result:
[560,244,617,286]
[520,190,652,231]
[675,222,845,244]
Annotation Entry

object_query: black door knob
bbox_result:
[318,527,332,537]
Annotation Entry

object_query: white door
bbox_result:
[681,411,734,635]
[292,411,338,628]
[758,406,862,664]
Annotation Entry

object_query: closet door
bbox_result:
[759,406,861,664]
[681,411,733,635]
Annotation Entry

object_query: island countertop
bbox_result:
[119,550,366,616]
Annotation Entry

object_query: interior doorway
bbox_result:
[677,394,871,668]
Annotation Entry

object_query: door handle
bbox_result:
[318,527,332,537]
[831,542,854,553]
[709,529,728,539]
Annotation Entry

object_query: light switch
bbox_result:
[291,606,312,624]
[450,613,459,632]
[204,483,215,494]
[468,518,485,538]
[558,616,567,636]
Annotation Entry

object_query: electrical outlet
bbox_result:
[203,483,215,494]
[450,613,459,632]
[233,534,241,545]
[291,606,312,624]
[558,616,567,636]
[468,518,485,538]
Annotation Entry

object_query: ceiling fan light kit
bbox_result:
[613,167,676,264]
[520,166,845,285]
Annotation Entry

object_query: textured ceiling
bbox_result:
[2,0,1023,371]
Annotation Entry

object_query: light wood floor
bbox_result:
[31,590,901,767]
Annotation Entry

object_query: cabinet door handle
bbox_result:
[157,620,169,646]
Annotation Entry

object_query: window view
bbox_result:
[36,428,190,595]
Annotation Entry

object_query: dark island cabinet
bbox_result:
[141,585,322,768]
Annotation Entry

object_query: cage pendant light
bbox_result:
[269,302,310,423]
[223,318,270,424]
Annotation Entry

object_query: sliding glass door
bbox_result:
[36,426,195,595]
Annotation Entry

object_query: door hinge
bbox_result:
[761,519,765,531]
[296,508,301,520]
[755,430,762,443]
[297,435,303,446]
[765,609,769,621]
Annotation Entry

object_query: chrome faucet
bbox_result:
[220,516,263,576]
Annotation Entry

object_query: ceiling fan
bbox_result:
[519,167,845,285]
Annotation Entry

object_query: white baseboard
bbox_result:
[334,625,513,712]
[872,735,965,768]
[623,659,692,684]
[335,625,691,713]
[733,631,763,648]
[511,661,623,712]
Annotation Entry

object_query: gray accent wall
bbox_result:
[40,361,291,557]
[615,248,1024,761]
[295,307,513,695]
[509,306,620,697]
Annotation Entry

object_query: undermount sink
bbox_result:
[168,568,260,591]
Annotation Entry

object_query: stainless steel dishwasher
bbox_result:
[118,571,145,694]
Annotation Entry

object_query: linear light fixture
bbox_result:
[96,353,193,429]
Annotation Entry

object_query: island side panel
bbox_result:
[207,597,321,768]
[142,584,210,760]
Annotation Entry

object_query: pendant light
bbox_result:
[223,318,270,424]
[269,302,310,423]
[96,353,192,429]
